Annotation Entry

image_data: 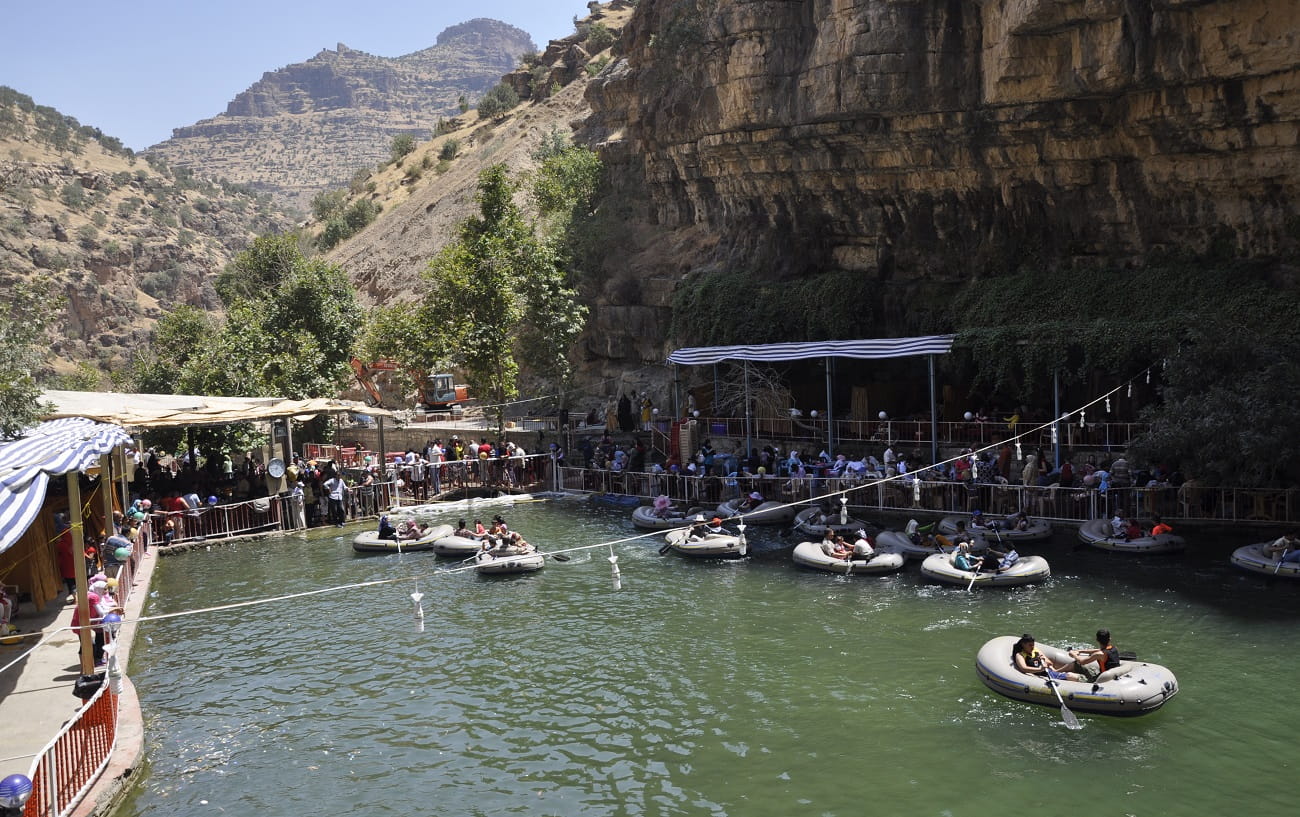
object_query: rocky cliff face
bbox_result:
[148,19,535,212]
[581,0,1299,356]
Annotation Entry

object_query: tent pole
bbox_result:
[929,355,939,466]
[824,357,834,458]
[744,360,752,461]
[1053,369,1061,469]
[673,364,680,420]
[713,363,720,417]
[100,453,114,541]
[68,473,95,676]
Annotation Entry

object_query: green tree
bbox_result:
[531,136,602,222]
[476,84,520,121]
[586,21,616,53]
[311,188,348,222]
[0,281,57,439]
[1129,326,1300,487]
[127,305,216,394]
[144,235,362,401]
[390,133,417,162]
[420,165,585,431]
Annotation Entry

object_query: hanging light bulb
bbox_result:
[1127,383,1132,398]
[1079,409,1086,428]
[912,478,921,504]
[737,522,748,557]
[1146,370,1151,383]
[1051,422,1058,445]
[608,546,621,591]
[1105,397,1111,413]
[1015,441,1022,460]
[840,496,849,525]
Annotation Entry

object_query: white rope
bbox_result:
[711,365,1157,528]
[0,366,1155,677]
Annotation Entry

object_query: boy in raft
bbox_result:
[1068,629,1121,681]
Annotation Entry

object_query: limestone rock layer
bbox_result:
[585,0,1298,283]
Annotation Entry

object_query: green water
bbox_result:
[118,499,1300,816]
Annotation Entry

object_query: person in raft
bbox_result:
[377,515,398,540]
[1068,629,1121,680]
[1012,633,1085,682]
[687,514,711,541]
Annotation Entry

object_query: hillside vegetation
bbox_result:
[0,86,293,382]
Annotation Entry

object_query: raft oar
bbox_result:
[966,556,982,592]
[1272,548,1290,580]
[1045,675,1082,730]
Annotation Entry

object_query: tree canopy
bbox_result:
[0,281,57,439]
[133,234,362,401]
[358,164,588,429]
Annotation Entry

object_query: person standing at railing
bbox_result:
[324,470,349,527]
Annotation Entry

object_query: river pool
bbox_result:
[117,498,1300,816]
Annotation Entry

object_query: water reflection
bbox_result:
[121,502,1300,816]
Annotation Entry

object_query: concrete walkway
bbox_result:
[0,551,156,814]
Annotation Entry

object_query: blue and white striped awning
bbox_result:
[0,418,133,555]
[667,335,957,366]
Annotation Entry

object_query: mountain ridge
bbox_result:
[147,18,536,212]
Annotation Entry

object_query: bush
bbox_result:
[477,84,520,121]
[390,133,417,162]
[586,22,616,53]
[439,139,460,161]
[60,181,86,209]
[311,188,348,222]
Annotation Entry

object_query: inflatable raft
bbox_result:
[875,529,987,560]
[938,513,1053,544]
[429,533,483,556]
[474,546,546,574]
[976,635,1178,716]
[1077,519,1185,554]
[663,529,748,558]
[792,506,875,538]
[919,551,1049,588]
[791,540,904,575]
[1230,542,1300,579]
[716,497,797,525]
[352,524,453,553]
[631,504,708,531]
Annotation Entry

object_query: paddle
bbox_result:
[966,555,982,592]
[544,551,571,562]
[1272,548,1290,578]
[1044,673,1082,730]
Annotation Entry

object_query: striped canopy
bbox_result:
[0,417,133,555]
[666,335,957,366]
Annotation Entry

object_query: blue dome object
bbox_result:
[0,774,33,808]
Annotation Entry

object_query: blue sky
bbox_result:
[1,1,592,151]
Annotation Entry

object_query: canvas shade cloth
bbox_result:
[40,390,392,431]
[0,417,133,555]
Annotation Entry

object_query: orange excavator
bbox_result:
[350,358,468,409]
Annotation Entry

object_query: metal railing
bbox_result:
[555,466,1300,526]
[23,678,117,817]
[666,416,1148,453]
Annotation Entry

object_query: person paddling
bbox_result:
[1069,629,1121,680]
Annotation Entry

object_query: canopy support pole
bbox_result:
[1053,369,1061,469]
[713,363,720,417]
[744,361,752,461]
[928,355,939,466]
[824,357,834,458]
[69,473,94,676]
